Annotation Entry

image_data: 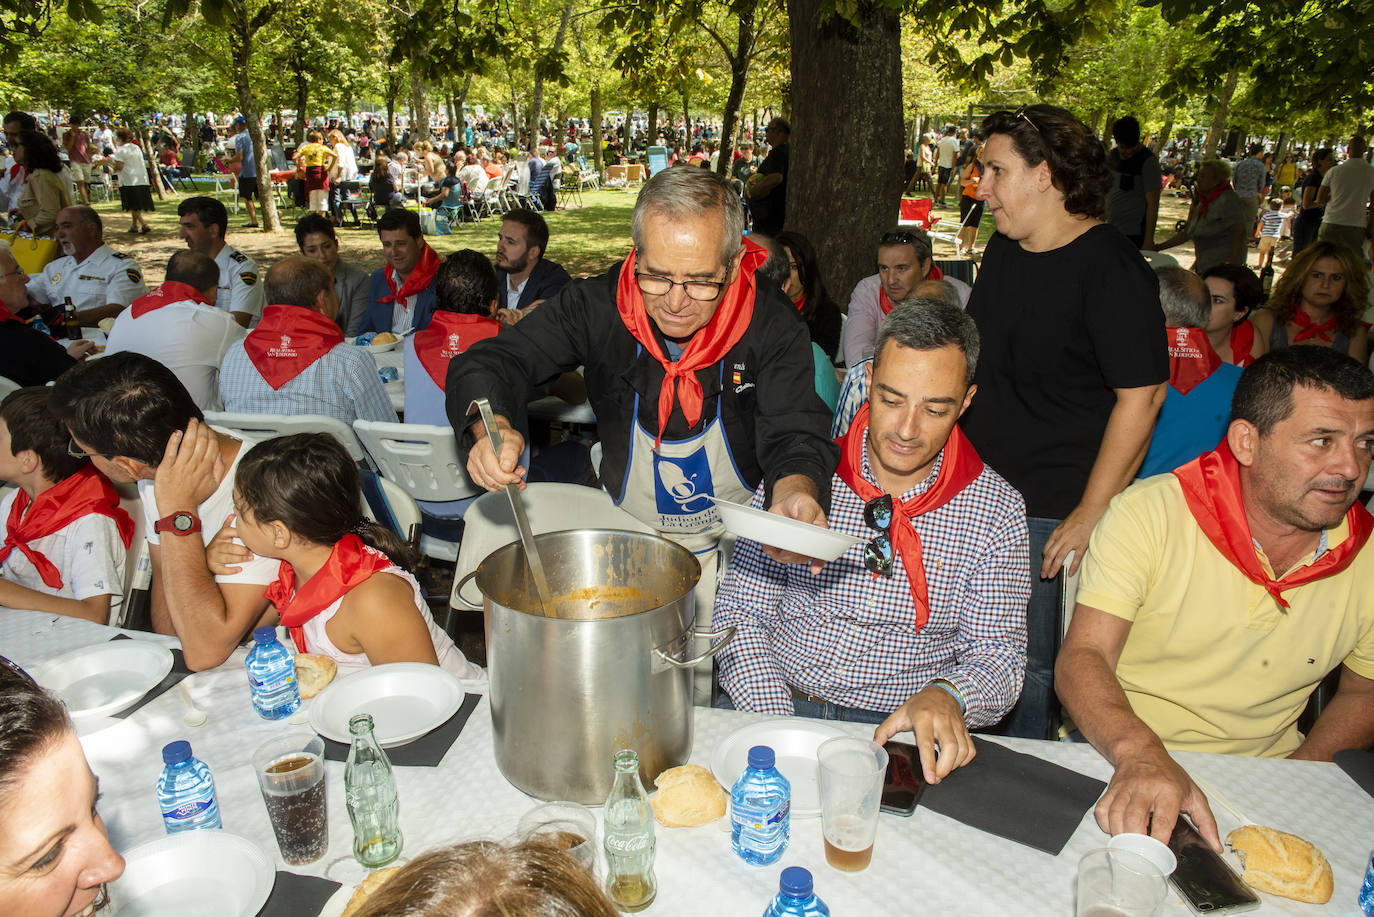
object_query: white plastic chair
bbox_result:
[204,411,366,464]
[449,483,654,611]
[352,420,482,563]
[362,475,424,554]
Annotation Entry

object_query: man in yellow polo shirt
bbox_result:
[1057,346,1374,852]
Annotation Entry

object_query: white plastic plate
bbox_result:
[110,831,275,917]
[355,338,401,354]
[309,662,465,747]
[33,641,174,718]
[710,718,846,818]
[709,497,862,562]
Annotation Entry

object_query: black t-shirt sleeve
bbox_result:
[1081,234,1168,390]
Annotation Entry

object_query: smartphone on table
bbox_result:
[1167,816,1261,914]
[879,740,926,816]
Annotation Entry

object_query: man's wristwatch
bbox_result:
[154,511,202,537]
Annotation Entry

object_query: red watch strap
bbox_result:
[154,511,202,536]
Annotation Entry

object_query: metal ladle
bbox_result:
[472,398,555,617]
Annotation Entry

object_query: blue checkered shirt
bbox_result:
[714,443,1030,726]
[831,360,870,438]
[218,341,397,424]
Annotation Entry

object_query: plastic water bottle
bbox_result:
[602,748,657,911]
[245,626,300,720]
[763,867,830,917]
[1359,850,1374,915]
[156,741,222,833]
[731,745,791,865]
[345,714,402,867]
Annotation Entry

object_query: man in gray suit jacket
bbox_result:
[495,208,571,323]
[295,213,371,337]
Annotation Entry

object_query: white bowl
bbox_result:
[1109,832,1178,875]
[33,641,174,718]
[709,497,862,562]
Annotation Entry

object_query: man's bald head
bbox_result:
[165,250,220,301]
[265,256,337,319]
[908,278,960,308]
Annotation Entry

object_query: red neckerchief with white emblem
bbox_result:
[242,304,344,390]
[1165,326,1222,395]
[414,311,502,389]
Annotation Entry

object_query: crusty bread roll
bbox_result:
[651,764,726,827]
[97,317,116,333]
[371,331,399,346]
[341,865,400,917]
[294,653,337,699]
[1227,825,1333,904]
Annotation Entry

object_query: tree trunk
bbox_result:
[646,104,659,148]
[590,84,604,173]
[1158,105,1176,152]
[681,90,690,144]
[231,19,281,233]
[528,0,576,151]
[446,90,457,143]
[412,69,429,143]
[1202,70,1239,160]
[293,62,308,144]
[344,91,353,131]
[454,73,472,141]
[716,9,755,177]
[787,0,902,303]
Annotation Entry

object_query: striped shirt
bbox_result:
[1258,209,1290,238]
[714,444,1031,726]
[218,341,397,425]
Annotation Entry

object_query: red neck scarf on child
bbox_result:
[1173,441,1372,610]
[242,304,343,390]
[265,534,394,653]
[414,311,503,389]
[1292,307,1338,343]
[378,244,441,304]
[878,264,945,315]
[1197,181,1232,219]
[615,239,766,446]
[131,281,215,318]
[834,403,984,634]
[1166,327,1222,395]
[0,468,133,589]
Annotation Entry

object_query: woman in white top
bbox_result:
[222,433,484,682]
[109,128,153,234]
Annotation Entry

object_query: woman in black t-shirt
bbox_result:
[1291,148,1334,257]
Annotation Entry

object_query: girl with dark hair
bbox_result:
[776,230,842,364]
[1200,264,1265,366]
[1251,240,1370,364]
[229,433,483,680]
[959,103,1168,741]
[1291,148,1335,256]
[9,130,72,236]
[0,659,125,917]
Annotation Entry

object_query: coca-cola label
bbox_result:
[605,833,651,855]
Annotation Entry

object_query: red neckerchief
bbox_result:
[792,294,805,312]
[131,281,215,318]
[834,403,984,633]
[6,163,24,183]
[1197,181,1232,219]
[878,264,946,315]
[1229,321,1256,367]
[414,311,502,389]
[0,302,15,323]
[1292,307,1338,343]
[265,534,395,653]
[0,467,133,590]
[1166,327,1222,395]
[242,304,344,390]
[615,238,767,446]
[1173,441,1373,610]
[379,244,441,304]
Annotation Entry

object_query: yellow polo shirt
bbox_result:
[1077,474,1374,758]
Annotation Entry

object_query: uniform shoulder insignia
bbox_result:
[229,250,248,263]
[111,251,130,260]
[126,269,142,283]
[240,272,258,286]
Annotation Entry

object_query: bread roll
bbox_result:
[371,331,399,346]
[651,764,726,827]
[294,653,337,699]
[341,865,400,917]
[1227,824,1333,904]
[97,317,117,333]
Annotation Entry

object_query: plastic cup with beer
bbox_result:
[816,736,887,872]
[252,732,329,865]
[1076,848,1169,916]
[518,801,598,873]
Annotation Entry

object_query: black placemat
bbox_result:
[322,692,482,766]
[108,634,194,718]
[1334,749,1374,799]
[256,870,341,917]
[918,736,1106,855]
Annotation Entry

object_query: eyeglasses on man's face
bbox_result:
[67,437,107,459]
[634,271,729,302]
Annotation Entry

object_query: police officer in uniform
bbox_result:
[176,195,264,328]
[26,206,147,325]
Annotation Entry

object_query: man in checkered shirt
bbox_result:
[714,299,1030,784]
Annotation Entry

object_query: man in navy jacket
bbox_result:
[494,209,571,323]
[359,209,441,334]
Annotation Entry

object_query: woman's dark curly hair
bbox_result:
[980,104,1110,219]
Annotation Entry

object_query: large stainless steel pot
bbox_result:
[461,529,734,804]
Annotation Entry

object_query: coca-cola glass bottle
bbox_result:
[345,714,402,867]
[602,749,656,911]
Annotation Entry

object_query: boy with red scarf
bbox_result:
[1059,346,1374,853]
[358,209,441,335]
[0,388,132,622]
[714,301,1030,786]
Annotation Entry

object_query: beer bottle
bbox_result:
[62,297,82,341]
[603,749,656,911]
[344,714,402,867]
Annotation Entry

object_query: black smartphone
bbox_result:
[1167,816,1262,914]
[879,740,926,816]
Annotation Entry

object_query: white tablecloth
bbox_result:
[3,608,1371,916]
